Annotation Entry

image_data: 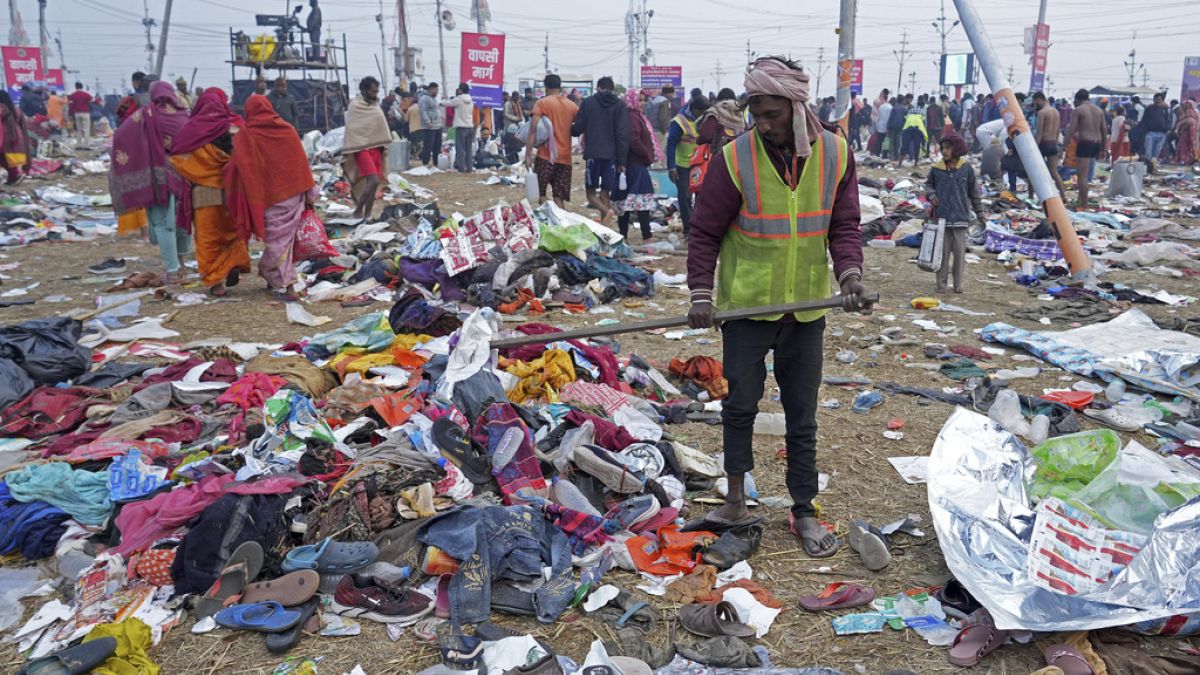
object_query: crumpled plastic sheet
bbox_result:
[929,407,1200,631]
[981,309,1200,402]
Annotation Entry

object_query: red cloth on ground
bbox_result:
[0,386,96,439]
[224,95,317,241]
[133,358,238,392]
[354,147,383,177]
[217,372,286,439]
[565,410,637,451]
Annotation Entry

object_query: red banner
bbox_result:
[1030,24,1050,92]
[44,68,63,92]
[460,32,505,107]
[2,45,43,98]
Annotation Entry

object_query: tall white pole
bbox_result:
[952,0,1089,275]
[436,0,448,88]
[833,0,856,124]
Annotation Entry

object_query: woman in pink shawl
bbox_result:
[109,81,192,282]
[610,87,663,242]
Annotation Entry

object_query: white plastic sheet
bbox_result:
[929,407,1200,631]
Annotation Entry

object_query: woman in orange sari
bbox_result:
[169,88,250,296]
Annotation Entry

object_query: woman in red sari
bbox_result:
[224,95,317,301]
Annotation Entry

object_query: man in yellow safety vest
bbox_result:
[685,57,873,558]
[666,95,710,237]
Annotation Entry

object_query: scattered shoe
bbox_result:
[281,538,378,574]
[847,520,891,571]
[678,600,755,639]
[572,444,645,493]
[15,636,117,675]
[214,601,303,633]
[1082,407,1141,432]
[608,494,661,530]
[265,597,320,654]
[798,582,876,612]
[329,574,435,624]
[701,524,763,570]
[88,258,126,274]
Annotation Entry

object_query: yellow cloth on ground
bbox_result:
[84,618,160,675]
[505,349,576,403]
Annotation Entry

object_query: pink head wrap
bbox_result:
[744,57,825,157]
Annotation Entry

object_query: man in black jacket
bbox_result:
[571,76,628,224]
[1139,92,1170,167]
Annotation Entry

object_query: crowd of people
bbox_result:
[843,86,1200,210]
[108,70,318,301]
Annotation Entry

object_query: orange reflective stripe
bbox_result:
[731,222,792,239]
[738,209,831,219]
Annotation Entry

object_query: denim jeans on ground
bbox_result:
[418,505,574,624]
[721,317,824,519]
[1144,131,1166,161]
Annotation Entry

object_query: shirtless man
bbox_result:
[1064,89,1108,210]
[1034,92,1067,200]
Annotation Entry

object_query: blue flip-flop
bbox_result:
[281,538,378,573]
[214,602,303,633]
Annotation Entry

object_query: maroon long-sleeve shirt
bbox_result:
[686,124,864,300]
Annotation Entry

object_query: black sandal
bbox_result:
[701,524,763,570]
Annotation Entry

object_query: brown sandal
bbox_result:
[241,570,320,606]
[678,600,755,639]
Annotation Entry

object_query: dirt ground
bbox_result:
[1,150,1199,674]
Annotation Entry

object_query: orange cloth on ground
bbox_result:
[117,209,148,236]
[698,579,784,609]
[170,144,250,286]
[669,355,729,400]
[627,525,716,576]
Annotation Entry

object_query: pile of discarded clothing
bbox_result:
[1,299,857,674]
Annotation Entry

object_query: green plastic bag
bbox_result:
[538,223,598,258]
[1029,429,1121,502]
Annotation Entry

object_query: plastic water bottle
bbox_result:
[1106,378,1126,403]
[1029,414,1050,445]
[753,412,787,435]
[852,390,884,414]
[618,171,628,190]
[988,389,1030,436]
[551,476,602,517]
[525,171,540,203]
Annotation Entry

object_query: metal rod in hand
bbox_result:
[489,293,880,349]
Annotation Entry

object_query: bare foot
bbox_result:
[209,284,227,297]
[791,516,841,558]
[708,500,752,525]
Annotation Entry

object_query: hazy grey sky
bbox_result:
[11,0,1198,99]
